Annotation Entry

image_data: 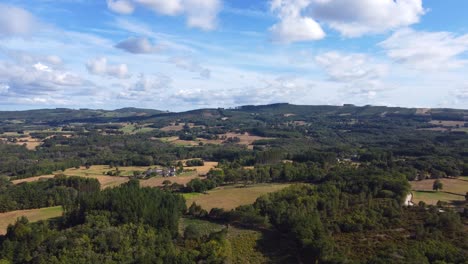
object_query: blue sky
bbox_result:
[0,0,467,111]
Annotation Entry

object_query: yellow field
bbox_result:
[181,161,218,175]
[12,163,218,189]
[0,135,42,150]
[0,206,63,235]
[12,175,56,184]
[12,166,139,189]
[186,183,291,211]
[410,177,468,205]
[140,174,203,188]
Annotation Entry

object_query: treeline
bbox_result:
[188,182,466,263]
[0,181,231,264]
[0,176,100,213]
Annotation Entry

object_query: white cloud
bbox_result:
[269,0,425,43]
[107,0,135,14]
[107,0,221,31]
[115,37,160,54]
[33,62,53,72]
[315,51,390,99]
[184,0,221,30]
[0,4,39,37]
[169,56,211,79]
[270,16,325,43]
[380,28,468,70]
[309,0,425,37]
[0,84,9,94]
[0,61,83,95]
[315,51,388,82]
[270,0,325,43]
[118,73,171,100]
[86,57,130,79]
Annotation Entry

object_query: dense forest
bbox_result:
[0,104,467,263]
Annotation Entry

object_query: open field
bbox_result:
[0,206,63,235]
[12,175,56,184]
[179,218,269,263]
[119,123,155,134]
[12,166,137,189]
[429,120,466,127]
[185,183,291,211]
[160,123,205,132]
[12,163,215,189]
[410,177,468,205]
[140,174,202,188]
[180,161,218,175]
[179,217,293,263]
[158,132,273,149]
[222,132,273,148]
[0,135,42,150]
[62,165,152,177]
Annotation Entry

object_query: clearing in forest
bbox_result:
[0,206,63,235]
[411,177,468,206]
[185,183,291,211]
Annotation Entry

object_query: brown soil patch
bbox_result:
[416,108,431,115]
[12,175,55,184]
[180,161,219,175]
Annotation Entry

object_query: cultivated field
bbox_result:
[12,175,56,184]
[185,183,291,211]
[119,123,155,134]
[429,120,466,127]
[411,177,468,206]
[160,122,205,132]
[140,173,203,188]
[158,132,272,149]
[0,135,42,150]
[0,206,63,235]
[12,166,136,189]
[12,162,217,189]
[181,161,218,175]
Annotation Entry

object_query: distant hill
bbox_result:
[0,103,467,125]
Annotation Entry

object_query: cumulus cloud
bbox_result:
[6,50,63,66]
[175,76,305,106]
[379,28,468,70]
[107,0,221,31]
[115,37,160,54]
[118,73,171,100]
[270,0,325,43]
[269,0,425,43]
[0,4,39,37]
[86,57,130,79]
[0,61,83,96]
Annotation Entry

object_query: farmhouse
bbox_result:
[145,167,176,177]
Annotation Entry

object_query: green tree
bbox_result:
[433,180,443,192]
